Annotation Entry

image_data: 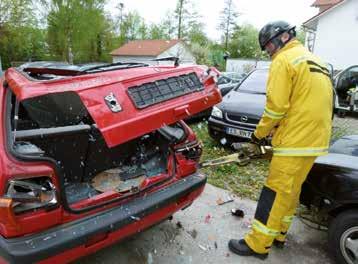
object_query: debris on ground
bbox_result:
[187,229,198,239]
[147,252,153,264]
[176,221,183,229]
[231,208,245,218]
[216,195,234,206]
[198,244,207,251]
[204,214,211,224]
[226,253,230,257]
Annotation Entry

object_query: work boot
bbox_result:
[228,239,268,260]
[273,239,285,249]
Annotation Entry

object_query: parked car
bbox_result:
[334,65,358,117]
[300,135,358,264]
[208,68,268,144]
[184,71,243,122]
[217,71,246,97]
[0,61,221,263]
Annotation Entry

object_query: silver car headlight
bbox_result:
[211,106,223,119]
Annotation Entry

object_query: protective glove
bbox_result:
[250,133,266,146]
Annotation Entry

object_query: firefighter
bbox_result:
[228,21,333,259]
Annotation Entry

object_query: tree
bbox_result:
[174,0,201,41]
[187,21,208,46]
[228,24,266,59]
[46,0,114,63]
[0,0,46,68]
[218,0,239,50]
[161,11,176,39]
[148,24,166,40]
[296,27,306,44]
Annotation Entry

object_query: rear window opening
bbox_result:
[8,91,189,211]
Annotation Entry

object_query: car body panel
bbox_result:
[0,173,206,264]
[301,136,358,213]
[6,66,221,147]
[0,62,219,263]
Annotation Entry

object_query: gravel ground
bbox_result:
[333,115,358,137]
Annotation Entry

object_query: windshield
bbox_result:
[236,69,268,94]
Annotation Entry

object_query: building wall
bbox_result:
[112,55,156,64]
[314,0,358,70]
[159,43,196,64]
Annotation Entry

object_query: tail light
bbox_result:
[175,141,202,162]
[2,177,57,215]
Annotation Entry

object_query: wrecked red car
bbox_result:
[0,61,221,263]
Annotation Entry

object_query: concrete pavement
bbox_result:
[77,184,333,264]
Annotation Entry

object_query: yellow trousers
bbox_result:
[245,156,316,254]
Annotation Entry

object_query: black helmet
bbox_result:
[258,21,296,51]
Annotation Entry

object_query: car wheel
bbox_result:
[337,109,346,118]
[328,210,358,264]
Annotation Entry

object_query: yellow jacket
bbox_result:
[255,40,333,156]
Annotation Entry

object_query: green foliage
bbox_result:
[228,24,267,59]
[0,0,47,68]
[46,0,115,63]
[0,0,278,70]
[190,43,209,65]
[191,122,268,200]
[174,0,202,41]
[218,0,239,50]
[208,45,226,70]
[296,27,306,44]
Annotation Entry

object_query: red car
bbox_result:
[0,61,221,263]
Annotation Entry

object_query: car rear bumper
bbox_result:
[0,173,206,264]
[208,117,256,142]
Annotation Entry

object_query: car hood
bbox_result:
[330,135,358,156]
[219,90,266,117]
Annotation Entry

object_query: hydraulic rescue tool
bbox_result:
[199,142,272,169]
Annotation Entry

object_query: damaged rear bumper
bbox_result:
[0,173,206,264]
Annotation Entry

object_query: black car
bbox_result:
[217,72,246,96]
[208,68,268,144]
[301,135,358,264]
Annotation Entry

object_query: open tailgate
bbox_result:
[6,66,221,147]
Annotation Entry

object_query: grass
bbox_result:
[190,121,269,201]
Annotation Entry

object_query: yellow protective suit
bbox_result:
[245,40,333,254]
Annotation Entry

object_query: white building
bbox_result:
[110,39,196,65]
[303,0,358,70]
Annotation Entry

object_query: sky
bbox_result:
[106,0,318,40]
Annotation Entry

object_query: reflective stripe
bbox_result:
[264,108,285,120]
[273,147,329,156]
[291,56,310,66]
[282,215,294,224]
[252,220,280,237]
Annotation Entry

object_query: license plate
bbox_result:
[226,127,252,138]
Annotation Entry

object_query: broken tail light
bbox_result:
[175,141,202,162]
[2,177,57,215]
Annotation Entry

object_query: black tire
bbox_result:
[328,209,358,264]
[337,109,347,118]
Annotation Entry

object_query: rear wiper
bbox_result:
[81,62,149,73]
